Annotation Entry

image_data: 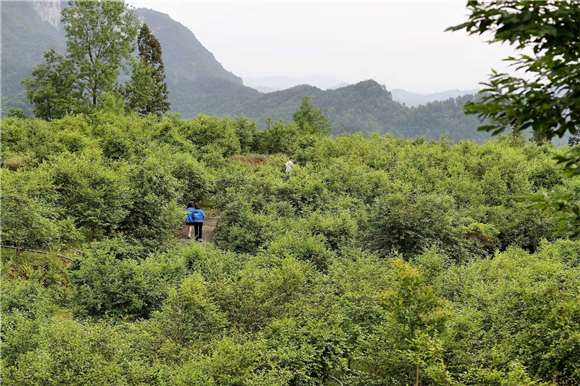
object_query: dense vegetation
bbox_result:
[3,1,580,384]
[2,100,580,384]
[448,0,580,231]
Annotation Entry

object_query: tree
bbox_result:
[127,24,170,116]
[49,151,131,240]
[448,0,580,234]
[448,1,580,143]
[367,259,452,385]
[6,109,28,119]
[22,50,76,120]
[234,115,259,153]
[124,59,158,116]
[257,119,300,155]
[62,0,139,106]
[0,169,77,254]
[293,95,331,135]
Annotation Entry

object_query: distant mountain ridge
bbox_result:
[391,88,481,107]
[243,76,478,107]
[0,4,488,142]
[252,85,281,93]
[244,75,347,92]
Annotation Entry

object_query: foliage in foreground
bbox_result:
[2,110,580,385]
[448,0,580,234]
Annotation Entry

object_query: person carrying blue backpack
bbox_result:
[186,202,205,241]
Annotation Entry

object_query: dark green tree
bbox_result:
[293,95,331,135]
[448,1,580,143]
[127,23,170,117]
[124,59,158,116]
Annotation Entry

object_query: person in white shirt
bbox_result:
[285,158,294,173]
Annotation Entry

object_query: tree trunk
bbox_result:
[415,364,420,386]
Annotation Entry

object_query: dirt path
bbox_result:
[178,217,218,243]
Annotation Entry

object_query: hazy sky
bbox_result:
[132,1,518,94]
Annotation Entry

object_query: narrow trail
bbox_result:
[177,216,218,243]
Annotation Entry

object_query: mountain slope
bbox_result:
[1,1,66,111]
[134,8,241,85]
[170,79,402,133]
[252,85,281,93]
[121,10,418,135]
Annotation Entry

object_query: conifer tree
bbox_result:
[128,24,170,116]
[293,95,331,135]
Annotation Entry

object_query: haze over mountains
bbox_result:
[1,2,488,141]
[244,76,479,108]
[244,75,348,92]
[391,88,480,107]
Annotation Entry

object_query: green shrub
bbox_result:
[47,151,131,239]
[443,244,580,384]
[119,154,183,245]
[152,273,227,345]
[266,231,335,271]
[214,256,315,331]
[1,168,79,252]
[2,319,129,386]
[2,112,578,385]
[364,192,467,259]
[214,207,283,254]
[69,246,184,319]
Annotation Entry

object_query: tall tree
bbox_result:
[127,24,170,116]
[62,0,139,106]
[448,0,580,235]
[124,59,158,116]
[293,95,331,135]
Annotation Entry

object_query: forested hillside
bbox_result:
[195,81,488,142]
[2,106,580,384]
[1,3,486,141]
[0,1,65,112]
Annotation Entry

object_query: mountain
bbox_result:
[1,1,66,112]
[328,82,349,90]
[185,80,406,135]
[0,4,242,113]
[244,75,348,91]
[250,82,350,94]
[391,88,480,107]
[134,8,241,85]
[252,86,281,93]
[0,5,488,142]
